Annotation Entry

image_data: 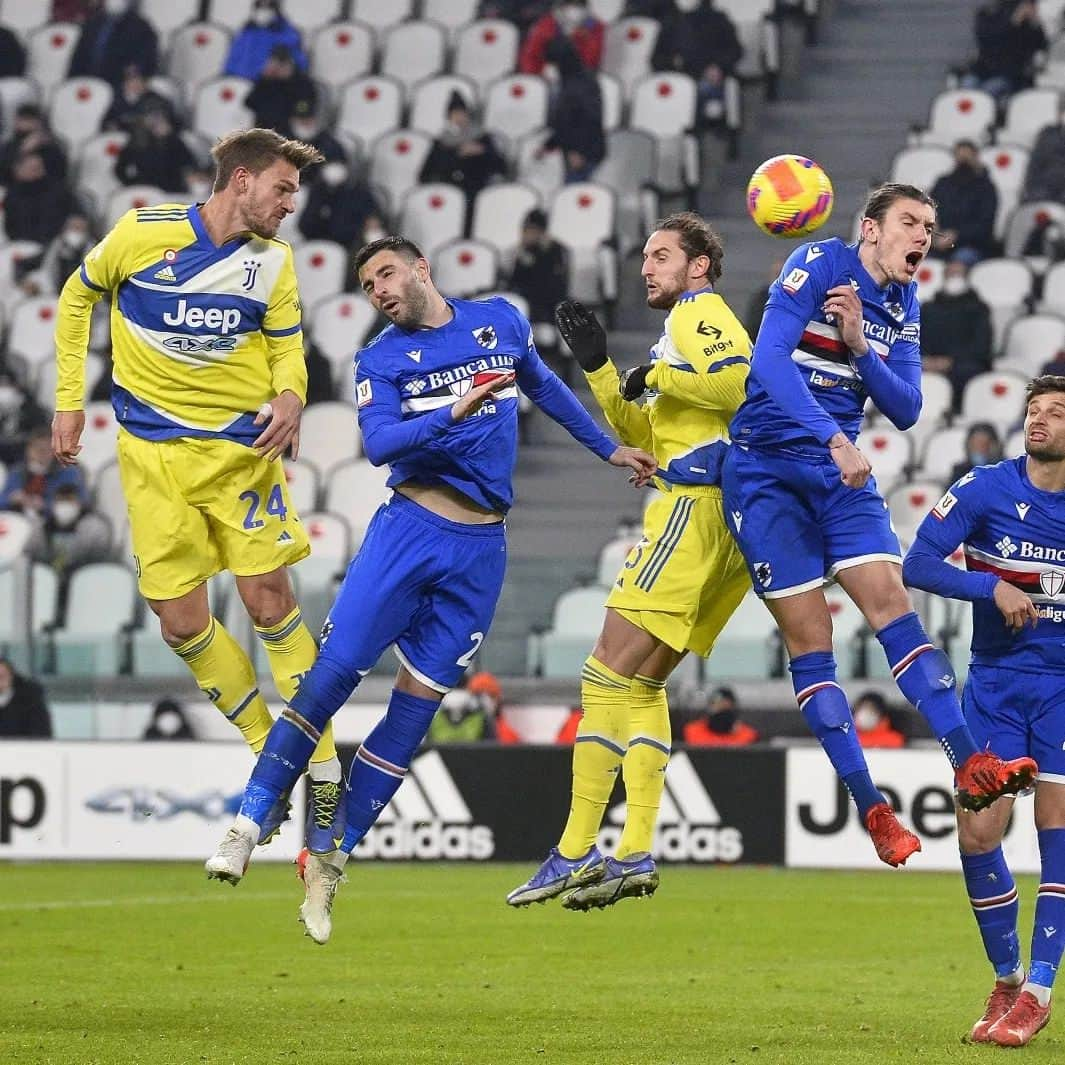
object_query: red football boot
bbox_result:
[864,802,921,867]
[988,990,1051,1047]
[955,751,1038,812]
[970,978,1023,1043]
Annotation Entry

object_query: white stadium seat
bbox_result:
[422,0,479,37]
[855,425,911,495]
[291,510,352,629]
[1003,201,1065,261]
[598,72,624,132]
[0,512,34,564]
[282,457,321,516]
[0,0,49,33]
[78,402,119,478]
[536,585,610,678]
[998,313,1065,378]
[49,77,113,152]
[168,23,231,94]
[913,257,945,302]
[999,88,1060,149]
[593,129,658,255]
[380,21,446,92]
[299,401,361,477]
[350,0,414,38]
[192,76,253,142]
[960,370,1030,435]
[909,371,953,455]
[140,0,201,45]
[204,0,254,32]
[823,583,869,680]
[323,458,392,541]
[409,75,479,138]
[399,184,466,258]
[483,74,549,146]
[1039,261,1065,315]
[916,426,970,483]
[27,23,79,97]
[105,185,169,230]
[703,592,780,680]
[367,129,433,216]
[717,0,779,82]
[453,20,519,93]
[548,183,617,304]
[920,88,995,147]
[75,131,128,216]
[285,0,345,36]
[0,77,37,137]
[980,144,1030,239]
[338,77,405,159]
[471,182,542,267]
[968,256,1034,349]
[310,21,374,89]
[629,73,698,194]
[52,563,137,676]
[889,146,952,190]
[430,239,499,298]
[602,17,659,97]
[7,297,59,382]
[307,293,379,378]
[596,530,641,587]
[93,461,130,553]
[293,240,347,312]
[886,480,942,549]
[515,128,566,205]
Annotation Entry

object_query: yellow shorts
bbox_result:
[607,488,750,657]
[116,429,310,600]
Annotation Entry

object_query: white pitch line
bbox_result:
[0,891,297,913]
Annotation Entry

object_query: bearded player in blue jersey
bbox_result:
[205,236,656,941]
[904,376,1065,1048]
[722,182,1037,868]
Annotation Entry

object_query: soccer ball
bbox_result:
[746,154,834,238]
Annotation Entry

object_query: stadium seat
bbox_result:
[855,425,912,496]
[78,402,119,478]
[998,313,1065,378]
[293,240,347,311]
[49,77,113,153]
[999,88,1059,149]
[886,480,942,550]
[309,21,374,90]
[291,510,352,630]
[1040,260,1065,314]
[601,17,660,97]
[1005,426,1025,456]
[0,242,43,319]
[27,23,79,97]
[589,0,626,20]
[703,592,781,680]
[515,128,566,204]
[7,296,58,384]
[470,182,542,267]
[399,183,466,258]
[916,425,970,484]
[1003,200,1065,262]
[909,371,953,455]
[453,19,520,93]
[33,353,104,416]
[0,512,33,564]
[0,0,49,33]
[0,562,59,666]
[968,256,1033,349]
[323,457,391,541]
[51,562,137,677]
[822,582,869,680]
[920,88,995,147]
[548,183,617,305]
[716,0,780,84]
[598,71,624,133]
[889,146,953,189]
[430,239,499,298]
[367,129,432,216]
[75,132,128,215]
[593,129,658,255]
[596,529,641,587]
[282,457,321,516]
[535,585,609,678]
[140,0,201,45]
[284,0,344,36]
[105,185,169,229]
[980,144,1029,240]
[408,74,479,138]
[307,293,379,379]
[380,21,446,93]
[168,23,231,95]
[960,370,1029,436]
[203,0,254,33]
[350,0,413,37]
[483,74,549,147]
[299,401,361,476]
[92,461,130,554]
[192,76,253,142]
[422,0,478,37]
[913,257,945,301]
[0,77,37,138]
[339,78,405,160]
[629,73,698,195]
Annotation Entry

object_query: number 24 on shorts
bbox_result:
[239,484,288,529]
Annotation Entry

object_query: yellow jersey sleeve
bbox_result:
[645,291,751,414]
[584,360,654,453]
[261,241,307,403]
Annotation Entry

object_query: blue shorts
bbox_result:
[722,444,901,598]
[963,663,1065,783]
[316,493,507,692]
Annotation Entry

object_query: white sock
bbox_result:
[1000,965,1025,987]
[326,848,349,869]
[307,755,342,784]
[1022,981,1052,1007]
[235,813,260,836]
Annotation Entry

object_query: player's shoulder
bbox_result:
[357,322,402,364]
[953,457,1019,492]
[126,202,192,227]
[463,294,524,323]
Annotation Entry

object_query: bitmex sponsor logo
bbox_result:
[600,752,743,862]
[357,750,494,860]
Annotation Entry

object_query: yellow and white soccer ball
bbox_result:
[746,154,834,238]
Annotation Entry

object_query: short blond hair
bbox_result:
[211,128,324,191]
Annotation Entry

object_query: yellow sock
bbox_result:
[616,674,670,860]
[557,656,630,859]
[255,606,337,767]
[173,618,273,753]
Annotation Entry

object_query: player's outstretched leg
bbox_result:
[562,852,659,911]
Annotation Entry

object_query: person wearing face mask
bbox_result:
[297,157,385,250]
[519,0,604,75]
[142,697,197,740]
[20,214,96,299]
[0,657,52,739]
[921,257,993,408]
[285,110,346,171]
[114,105,197,193]
[929,140,998,264]
[28,482,113,578]
[0,372,47,466]
[682,687,760,746]
[244,44,317,136]
[0,428,87,518]
[67,0,159,89]
[852,690,905,749]
[224,0,308,82]
[947,422,1004,489]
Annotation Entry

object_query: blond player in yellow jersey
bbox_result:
[51,128,343,849]
[508,212,752,909]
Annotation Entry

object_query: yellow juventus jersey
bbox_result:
[586,287,751,489]
[55,203,307,445]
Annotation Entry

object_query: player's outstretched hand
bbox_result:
[555,300,608,373]
[827,433,871,489]
[608,445,657,488]
[451,372,515,422]
[619,364,652,402]
[993,580,1040,632]
[822,284,868,355]
[253,389,304,461]
[51,409,85,467]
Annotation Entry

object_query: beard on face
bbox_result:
[384,273,429,328]
[1027,436,1065,462]
[645,265,687,310]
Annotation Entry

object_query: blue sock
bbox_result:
[238,657,359,825]
[960,847,1021,978]
[1030,828,1065,990]
[876,612,977,769]
[340,689,441,853]
[790,651,884,820]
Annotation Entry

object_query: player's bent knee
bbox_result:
[957,819,1007,855]
[289,657,360,730]
[900,645,956,692]
[237,570,297,627]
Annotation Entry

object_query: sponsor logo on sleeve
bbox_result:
[781,267,809,295]
[356,379,373,408]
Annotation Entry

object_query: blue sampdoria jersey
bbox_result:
[909,457,1065,671]
[353,296,615,513]
[730,238,922,452]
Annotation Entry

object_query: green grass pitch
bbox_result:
[1,862,1060,1065]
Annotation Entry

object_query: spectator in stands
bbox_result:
[114,104,197,193]
[142,697,197,740]
[0,23,26,78]
[419,92,507,222]
[288,108,348,170]
[0,104,68,184]
[67,0,159,89]
[4,151,80,247]
[427,686,495,743]
[224,0,308,82]
[19,213,95,299]
[53,0,96,21]
[244,44,317,135]
[0,371,48,467]
[28,482,113,577]
[468,670,522,743]
[101,63,173,135]
[541,36,605,181]
[519,0,604,75]
[0,428,87,519]
[929,140,998,264]
[479,0,551,33]
[651,0,743,131]
[506,209,569,331]
[682,686,760,746]
[920,257,994,406]
[0,657,52,739]
[947,421,1004,487]
[297,160,386,251]
[853,691,906,749]
[1022,105,1065,204]
[1042,349,1065,377]
[968,0,1048,100]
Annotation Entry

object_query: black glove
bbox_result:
[619,364,652,402]
[554,299,607,372]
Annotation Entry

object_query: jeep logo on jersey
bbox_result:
[355,750,494,860]
[1040,569,1065,598]
[599,752,743,862]
[162,298,242,335]
[472,325,498,350]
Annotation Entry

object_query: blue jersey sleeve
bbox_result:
[852,286,922,430]
[751,243,842,446]
[902,470,999,601]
